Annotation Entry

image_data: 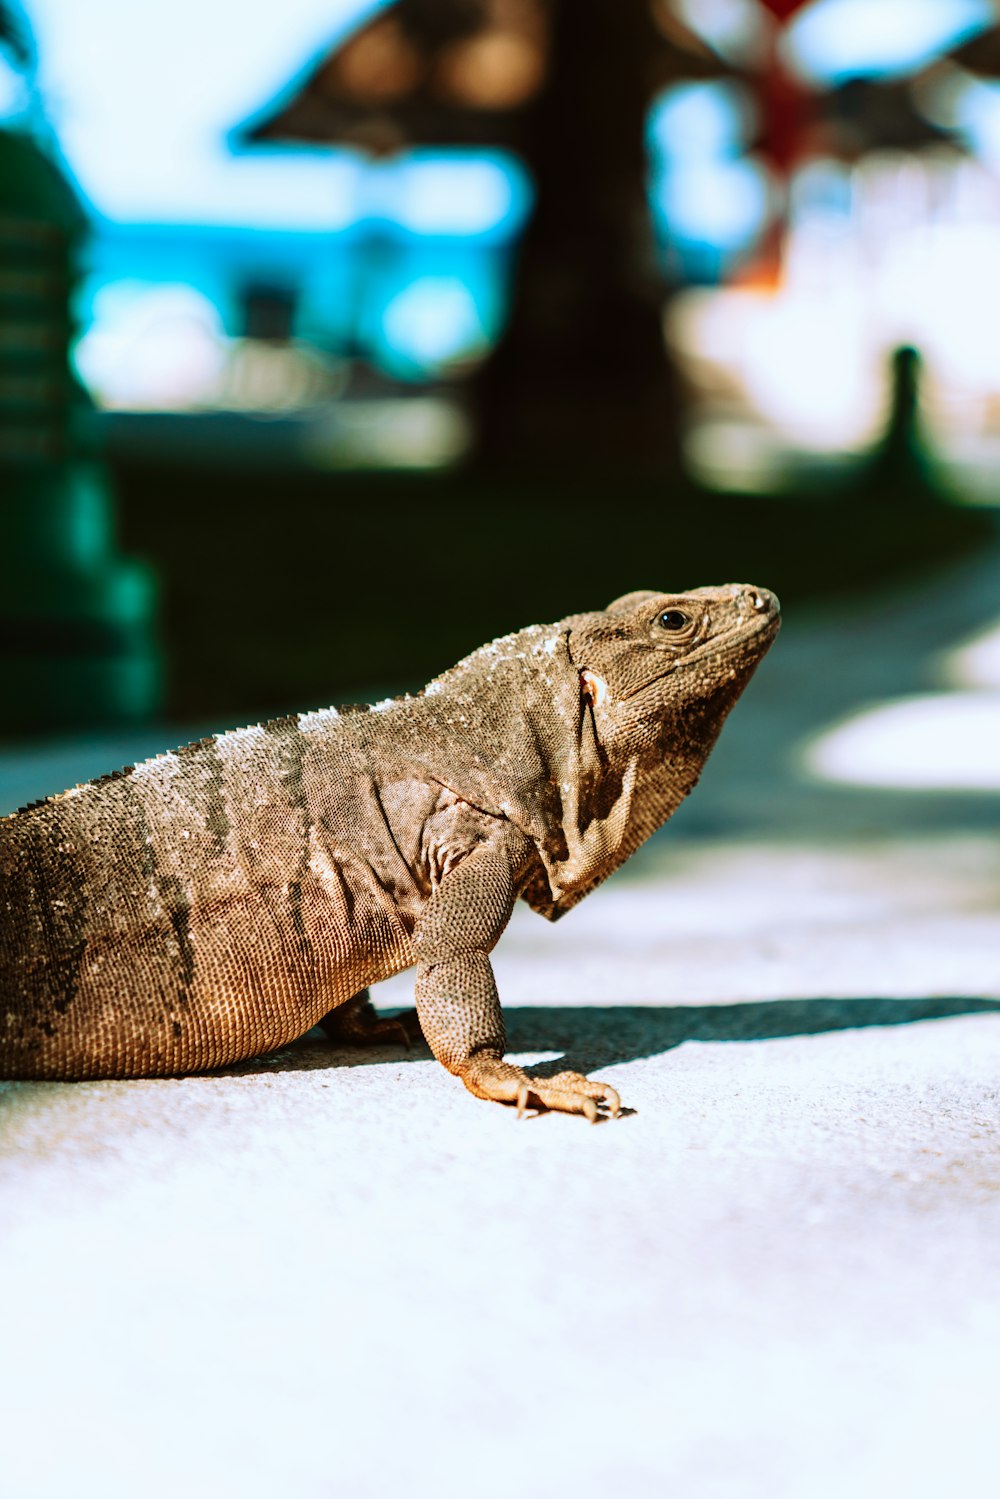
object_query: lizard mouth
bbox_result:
[693,606,781,671]
[702,585,781,654]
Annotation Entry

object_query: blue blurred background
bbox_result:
[2,0,999,731]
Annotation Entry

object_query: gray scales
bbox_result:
[0,585,779,1119]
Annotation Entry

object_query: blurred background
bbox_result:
[1,0,999,739]
[6,9,1000,1485]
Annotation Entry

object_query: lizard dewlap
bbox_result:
[0,585,779,1119]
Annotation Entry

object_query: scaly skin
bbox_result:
[0,585,779,1118]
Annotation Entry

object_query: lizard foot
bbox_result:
[463,1057,621,1123]
[317,992,423,1050]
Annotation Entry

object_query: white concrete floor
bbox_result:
[2,550,1000,1499]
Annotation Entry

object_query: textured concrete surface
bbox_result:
[2,552,1000,1499]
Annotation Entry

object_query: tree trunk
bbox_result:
[473,0,682,473]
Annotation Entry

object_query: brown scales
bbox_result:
[0,585,779,1119]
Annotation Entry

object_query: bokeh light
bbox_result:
[785,0,993,84]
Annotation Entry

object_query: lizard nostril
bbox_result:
[749,589,768,614]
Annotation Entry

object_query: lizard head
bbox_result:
[415,583,781,921]
[569,582,780,752]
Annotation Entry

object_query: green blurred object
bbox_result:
[0,124,161,734]
[855,345,944,506]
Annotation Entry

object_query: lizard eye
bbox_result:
[658,610,689,631]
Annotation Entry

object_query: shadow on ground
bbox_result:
[232,996,1000,1081]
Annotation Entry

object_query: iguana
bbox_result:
[0,584,779,1119]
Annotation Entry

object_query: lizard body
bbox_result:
[1,584,779,1117]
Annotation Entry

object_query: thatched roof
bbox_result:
[947,24,1000,78]
[236,0,729,154]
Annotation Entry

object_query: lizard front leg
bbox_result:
[413,832,621,1122]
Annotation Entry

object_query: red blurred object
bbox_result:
[757,33,813,177]
[737,5,816,287]
[756,0,812,19]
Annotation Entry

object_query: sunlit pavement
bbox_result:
[2,546,1000,1499]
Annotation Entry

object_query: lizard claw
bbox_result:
[381,1018,411,1050]
[465,1058,623,1121]
[543,1071,620,1121]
